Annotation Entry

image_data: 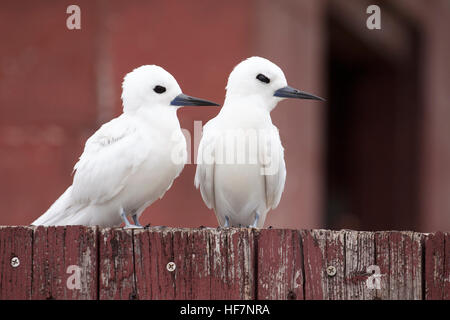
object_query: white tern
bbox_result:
[32,65,219,228]
[195,57,324,228]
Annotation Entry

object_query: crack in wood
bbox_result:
[0,227,447,300]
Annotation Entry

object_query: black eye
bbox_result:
[256,73,270,84]
[153,85,166,94]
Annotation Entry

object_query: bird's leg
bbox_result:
[250,212,260,228]
[132,214,143,228]
[120,209,133,228]
[224,216,230,228]
[120,208,142,229]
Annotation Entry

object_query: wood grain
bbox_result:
[301,229,325,299]
[301,229,347,299]
[0,226,33,299]
[32,226,97,299]
[344,231,376,300]
[133,227,255,299]
[425,231,449,300]
[98,228,135,299]
[0,227,447,300]
[257,229,303,300]
[375,231,424,299]
[208,227,255,299]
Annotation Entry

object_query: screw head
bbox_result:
[166,261,176,272]
[326,265,337,277]
[11,257,20,268]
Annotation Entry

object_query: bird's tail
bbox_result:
[32,186,79,226]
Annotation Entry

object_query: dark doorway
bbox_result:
[325,9,422,231]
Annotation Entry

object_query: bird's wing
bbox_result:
[194,121,218,210]
[72,116,149,205]
[260,127,286,209]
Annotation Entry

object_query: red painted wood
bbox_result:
[257,229,303,300]
[0,227,446,300]
[208,228,255,299]
[446,233,450,300]
[301,230,425,300]
[32,226,97,299]
[170,228,211,299]
[134,227,255,300]
[375,231,423,299]
[344,231,376,300]
[0,226,33,299]
[133,227,179,299]
[322,230,346,300]
[425,232,449,300]
[301,230,347,299]
[301,230,325,299]
[99,228,135,300]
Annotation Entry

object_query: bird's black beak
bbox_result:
[274,86,325,101]
[170,93,220,106]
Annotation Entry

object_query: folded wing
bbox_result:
[194,121,217,210]
[72,116,149,205]
[260,127,286,210]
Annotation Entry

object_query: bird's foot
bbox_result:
[132,214,143,228]
[249,212,260,229]
[120,210,144,229]
[224,216,230,228]
[123,224,144,230]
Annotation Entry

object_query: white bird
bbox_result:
[195,57,324,228]
[32,65,219,228]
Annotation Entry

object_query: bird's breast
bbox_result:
[121,127,186,212]
[214,163,266,218]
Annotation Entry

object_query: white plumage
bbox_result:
[33,65,218,227]
[195,57,324,228]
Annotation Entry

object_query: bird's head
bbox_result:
[225,56,324,111]
[121,65,219,113]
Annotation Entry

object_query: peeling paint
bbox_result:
[0,227,446,300]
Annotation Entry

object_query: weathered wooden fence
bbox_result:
[0,226,448,300]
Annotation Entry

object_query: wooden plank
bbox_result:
[170,228,211,299]
[0,226,33,300]
[301,230,346,299]
[374,231,390,299]
[134,227,211,299]
[31,226,97,299]
[446,233,450,300]
[208,228,255,299]
[301,229,324,299]
[375,231,424,300]
[257,229,303,300]
[133,227,255,299]
[425,232,449,300]
[0,226,446,300]
[344,231,376,300]
[322,230,346,300]
[303,230,379,300]
[99,228,135,300]
[133,227,176,299]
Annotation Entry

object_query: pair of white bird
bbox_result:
[32,57,324,229]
